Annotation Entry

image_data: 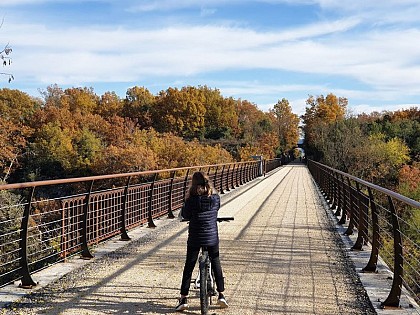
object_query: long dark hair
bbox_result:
[188,171,215,197]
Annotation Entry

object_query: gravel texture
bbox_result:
[1,163,376,314]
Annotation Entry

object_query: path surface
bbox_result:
[1,163,375,314]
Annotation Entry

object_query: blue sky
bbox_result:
[1,0,420,116]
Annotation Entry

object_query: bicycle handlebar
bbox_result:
[217,217,234,222]
[181,217,234,222]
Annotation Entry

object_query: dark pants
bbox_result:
[180,244,225,296]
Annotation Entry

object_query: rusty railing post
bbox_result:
[19,187,38,288]
[330,170,338,210]
[381,196,403,308]
[81,181,94,259]
[225,165,231,192]
[363,187,380,272]
[219,165,226,194]
[338,175,347,225]
[230,164,236,189]
[167,171,176,219]
[344,178,355,236]
[147,173,158,228]
[334,173,341,216]
[182,169,190,203]
[120,176,131,241]
[351,182,367,250]
[235,163,241,187]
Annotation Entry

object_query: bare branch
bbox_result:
[0,18,14,82]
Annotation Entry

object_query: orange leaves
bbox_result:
[398,163,420,201]
[1,84,284,182]
[399,164,420,190]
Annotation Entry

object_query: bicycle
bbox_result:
[194,217,234,315]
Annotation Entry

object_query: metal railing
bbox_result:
[0,159,281,289]
[308,159,420,308]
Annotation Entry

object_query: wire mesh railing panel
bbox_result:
[172,178,186,211]
[126,184,149,229]
[61,196,86,258]
[0,199,24,286]
[0,159,276,288]
[151,180,171,219]
[88,188,124,245]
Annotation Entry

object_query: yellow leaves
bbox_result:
[237,132,278,161]
[62,87,99,114]
[273,98,300,153]
[302,93,347,153]
[2,84,283,181]
[92,144,158,175]
[154,86,207,138]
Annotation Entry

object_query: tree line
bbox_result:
[0,85,300,183]
[301,93,419,201]
[301,93,419,285]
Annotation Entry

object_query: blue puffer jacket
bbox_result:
[181,194,220,247]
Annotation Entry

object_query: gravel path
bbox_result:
[1,163,375,314]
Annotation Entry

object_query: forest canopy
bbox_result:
[0,85,300,184]
[301,93,419,200]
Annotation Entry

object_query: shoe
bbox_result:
[175,297,188,312]
[217,293,228,308]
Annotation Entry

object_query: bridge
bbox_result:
[0,160,419,314]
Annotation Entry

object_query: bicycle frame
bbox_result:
[183,217,234,314]
[197,247,216,314]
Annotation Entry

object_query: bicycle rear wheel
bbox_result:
[199,253,209,315]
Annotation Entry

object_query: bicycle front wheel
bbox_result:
[199,254,209,315]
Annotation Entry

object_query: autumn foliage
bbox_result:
[0,85,300,183]
[301,93,419,189]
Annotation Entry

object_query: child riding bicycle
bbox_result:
[175,171,229,312]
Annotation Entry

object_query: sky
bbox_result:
[1,0,420,116]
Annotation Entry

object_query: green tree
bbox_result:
[348,134,410,184]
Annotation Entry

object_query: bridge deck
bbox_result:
[1,162,410,314]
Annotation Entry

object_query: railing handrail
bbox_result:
[0,160,258,191]
[309,160,420,209]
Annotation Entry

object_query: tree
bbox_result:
[122,86,156,129]
[154,86,206,139]
[272,98,299,155]
[62,87,99,114]
[346,133,410,185]
[301,93,347,159]
[0,89,39,181]
[200,86,238,139]
[97,91,123,119]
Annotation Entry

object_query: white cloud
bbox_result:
[348,103,419,115]
[3,0,420,115]
[8,18,420,103]
[8,17,362,80]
